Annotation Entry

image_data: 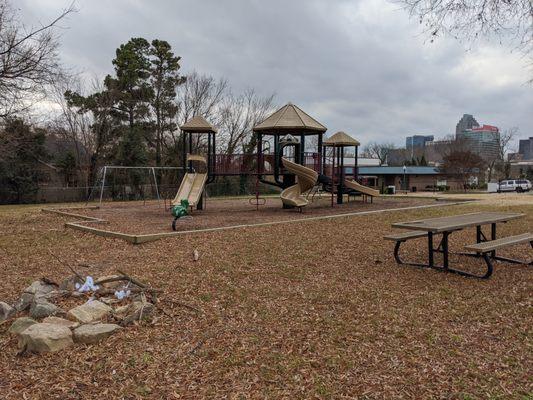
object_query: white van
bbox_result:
[497,179,532,193]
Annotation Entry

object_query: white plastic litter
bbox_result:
[75,276,100,293]
[114,289,131,300]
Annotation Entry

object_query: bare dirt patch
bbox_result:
[68,196,439,235]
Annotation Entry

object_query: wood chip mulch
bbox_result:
[0,200,531,399]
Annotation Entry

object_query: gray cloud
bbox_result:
[20,0,533,147]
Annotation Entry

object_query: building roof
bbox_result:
[323,131,360,146]
[472,124,499,132]
[253,103,326,133]
[180,115,217,133]
[358,166,442,175]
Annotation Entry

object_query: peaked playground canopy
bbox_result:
[253,103,327,134]
[180,115,217,133]
[323,131,360,147]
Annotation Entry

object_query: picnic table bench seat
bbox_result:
[465,233,533,253]
[383,231,427,242]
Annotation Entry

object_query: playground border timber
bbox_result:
[42,199,476,245]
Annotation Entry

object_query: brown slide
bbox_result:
[171,154,208,208]
[344,179,379,198]
[280,158,318,208]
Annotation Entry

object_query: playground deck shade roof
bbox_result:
[324,131,360,146]
[180,115,217,133]
[254,103,327,133]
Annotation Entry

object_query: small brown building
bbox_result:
[356,166,463,192]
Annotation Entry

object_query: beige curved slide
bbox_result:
[171,155,208,208]
[344,179,379,198]
[280,158,318,208]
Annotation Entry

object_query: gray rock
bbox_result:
[19,323,74,353]
[117,301,155,325]
[73,323,121,344]
[9,317,37,335]
[24,280,57,298]
[13,292,34,312]
[42,316,79,329]
[29,300,61,319]
[99,297,120,306]
[67,300,112,323]
[59,275,81,291]
[0,301,15,321]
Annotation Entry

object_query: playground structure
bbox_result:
[167,102,380,227]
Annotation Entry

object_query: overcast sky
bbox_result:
[20,0,533,148]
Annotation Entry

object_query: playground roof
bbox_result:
[253,103,327,134]
[180,115,217,133]
[324,131,360,146]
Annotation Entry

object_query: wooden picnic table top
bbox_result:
[392,212,524,233]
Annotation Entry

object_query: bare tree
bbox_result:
[362,141,396,165]
[491,126,518,180]
[48,73,93,186]
[170,72,228,154]
[0,0,76,118]
[437,136,485,190]
[395,0,533,74]
[217,89,275,155]
[175,72,228,125]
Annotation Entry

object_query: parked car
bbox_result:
[497,179,532,193]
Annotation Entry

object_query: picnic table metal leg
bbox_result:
[491,223,497,259]
[393,239,432,268]
[428,232,434,267]
[442,232,449,269]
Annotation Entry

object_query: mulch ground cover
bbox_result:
[68,196,439,234]
[0,200,531,399]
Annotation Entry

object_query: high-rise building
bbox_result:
[455,114,479,135]
[457,125,500,160]
[406,135,434,149]
[518,137,533,160]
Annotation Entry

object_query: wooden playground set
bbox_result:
[44,103,450,243]
[168,103,379,228]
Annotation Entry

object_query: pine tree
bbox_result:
[149,39,185,167]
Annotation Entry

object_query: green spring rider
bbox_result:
[171,199,189,231]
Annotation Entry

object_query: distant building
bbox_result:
[357,166,463,192]
[518,137,533,160]
[457,124,500,161]
[406,135,434,149]
[424,139,454,165]
[455,114,479,135]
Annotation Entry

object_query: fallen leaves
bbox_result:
[0,199,531,398]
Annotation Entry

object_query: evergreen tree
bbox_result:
[0,118,48,202]
[149,39,185,166]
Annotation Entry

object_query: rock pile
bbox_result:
[1,274,158,354]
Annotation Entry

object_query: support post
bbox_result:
[331,146,335,207]
[318,133,323,175]
[491,222,497,258]
[354,145,358,181]
[99,166,107,204]
[442,232,449,269]
[188,133,193,172]
[151,167,161,205]
[337,147,344,204]
[428,231,434,267]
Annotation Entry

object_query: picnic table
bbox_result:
[386,212,531,278]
